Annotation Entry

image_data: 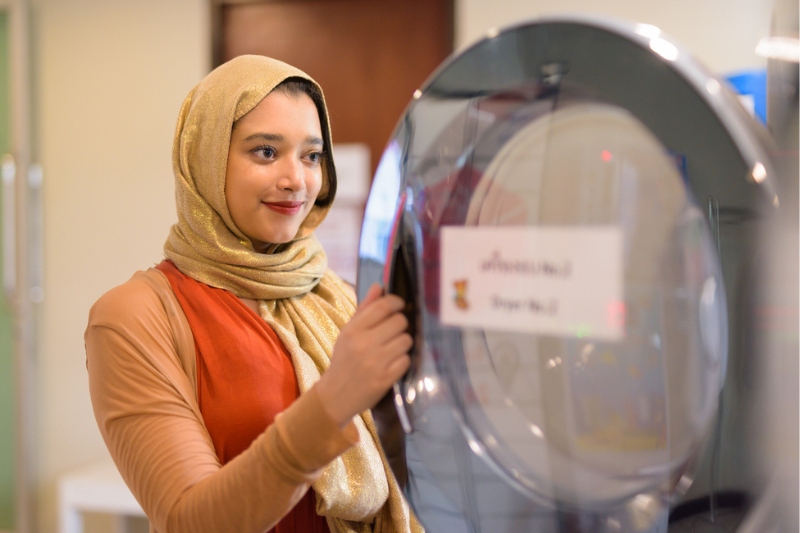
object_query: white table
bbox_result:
[58,459,146,533]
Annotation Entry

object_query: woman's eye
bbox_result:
[308,151,322,163]
[255,146,275,159]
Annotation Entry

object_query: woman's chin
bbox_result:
[251,235,295,253]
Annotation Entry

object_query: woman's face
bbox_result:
[225,90,324,251]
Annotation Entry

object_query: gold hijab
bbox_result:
[164,55,420,533]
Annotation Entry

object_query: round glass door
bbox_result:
[448,99,727,508]
[358,14,776,532]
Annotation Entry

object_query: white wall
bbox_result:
[456,0,771,74]
[32,0,209,530]
[28,0,774,531]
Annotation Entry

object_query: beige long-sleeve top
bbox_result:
[85,268,360,533]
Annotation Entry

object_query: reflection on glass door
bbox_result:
[0,8,12,531]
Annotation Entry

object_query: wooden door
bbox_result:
[214,0,454,177]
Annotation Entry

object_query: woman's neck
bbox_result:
[239,297,259,314]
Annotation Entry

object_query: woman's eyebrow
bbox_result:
[243,132,284,143]
[242,133,323,147]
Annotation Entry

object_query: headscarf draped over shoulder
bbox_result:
[165,54,332,299]
[163,55,421,533]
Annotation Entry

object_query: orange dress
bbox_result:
[157,260,330,533]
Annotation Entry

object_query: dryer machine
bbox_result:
[357,15,779,532]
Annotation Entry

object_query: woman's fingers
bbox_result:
[360,282,384,307]
[380,335,413,370]
[351,287,405,330]
[385,351,411,380]
[367,310,409,343]
[317,285,414,426]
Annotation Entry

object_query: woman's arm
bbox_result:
[85,271,358,532]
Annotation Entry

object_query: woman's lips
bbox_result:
[264,200,304,215]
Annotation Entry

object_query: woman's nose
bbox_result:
[278,157,305,191]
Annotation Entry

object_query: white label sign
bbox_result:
[440,226,624,340]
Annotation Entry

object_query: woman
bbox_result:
[85,55,421,533]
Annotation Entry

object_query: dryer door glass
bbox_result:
[358,15,776,533]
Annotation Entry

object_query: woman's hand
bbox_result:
[315,283,412,427]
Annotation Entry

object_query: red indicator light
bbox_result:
[607,300,626,328]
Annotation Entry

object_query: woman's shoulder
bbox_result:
[86,265,197,386]
[88,267,175,330]
[89,268,168,316]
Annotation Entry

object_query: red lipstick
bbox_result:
[264,200,304,215]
